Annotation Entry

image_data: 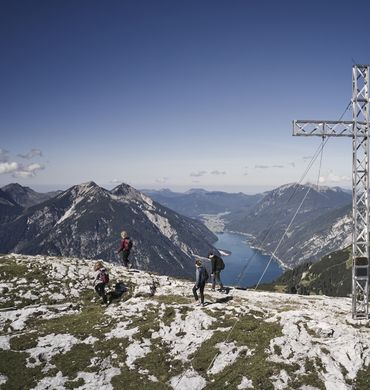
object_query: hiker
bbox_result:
[93,261,109,305]
[208,251,225,292]
[117,230,133,269]
[192,259,209,306]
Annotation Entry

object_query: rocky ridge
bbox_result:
[0,254,369,389]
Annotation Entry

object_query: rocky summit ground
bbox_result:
[0,254,369,390]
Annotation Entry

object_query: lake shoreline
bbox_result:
[213,231,283,288]
[222,230,291,271]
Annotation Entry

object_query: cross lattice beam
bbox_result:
[293,65,369,320]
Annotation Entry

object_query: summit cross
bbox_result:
[293,65,369,320]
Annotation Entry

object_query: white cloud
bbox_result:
[272,165,284,168]
[0,162,19,174]
[319,171,350,184]
[12,163,45,178]
[210,170,226,175]
[190,170,207,177]
[0,148,46,178]
[17,148,43,159]
[288,162,296,168]
[255,165,269,169]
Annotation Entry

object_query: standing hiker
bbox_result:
[192,259,209,306]
[117,231,133,269]
[208,251,225,292]
[93,261,109,305]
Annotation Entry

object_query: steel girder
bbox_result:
[293,65,369,320]
[351,65,369,319]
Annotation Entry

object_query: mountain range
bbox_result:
[143,184,353,268]
[142,188,262,218]
[224,183,352,267]
[0,182,218,279]
[0,181,355,274]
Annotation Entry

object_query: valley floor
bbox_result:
[0,254,369,389]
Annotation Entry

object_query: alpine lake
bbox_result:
[212,231,284,288]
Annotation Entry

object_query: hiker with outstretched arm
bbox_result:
[208,251,225,292]
[117,231,133,269]
[192,259,208,306]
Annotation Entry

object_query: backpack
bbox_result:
[123,238,133,252]
[216,256,225,270]
[99,269,109,284]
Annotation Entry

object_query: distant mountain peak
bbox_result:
[111,182,142,199]
[3,182,31,191]
[185,188,207,194]
[2,182,58,208]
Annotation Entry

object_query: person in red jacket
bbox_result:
[117,231,133,268]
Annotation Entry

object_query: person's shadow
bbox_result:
[215,296,233,304]
[107,281,128,304]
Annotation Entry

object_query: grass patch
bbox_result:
[273,344,282,356]
[0,350,44,390]
[206,309,237,329]
[290,370,325,390]
[354,364,370,390]
[30,303,107,338]
[127,305,161,340]
[179,306,191,321]
[65,378,85,389]
[0,258,50,285]
[93,337,130,362]
[0,262,28,280]
[162,307,176,327]
[136,341,184,384]
[111,367,168,390]
[51,343,94,379]
[9,333,38,350]
[189,314,317,389]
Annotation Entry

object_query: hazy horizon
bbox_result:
[1,180,352,196]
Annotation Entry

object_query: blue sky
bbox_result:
[1,0,369,193]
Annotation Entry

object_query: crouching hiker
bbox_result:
[192,259,209,306]
[93,261,109,305]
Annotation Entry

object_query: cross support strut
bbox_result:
[293,65,369,320]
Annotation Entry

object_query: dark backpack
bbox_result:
[99,269,109,284]
[123,238,133,252]
[216,256,225,270]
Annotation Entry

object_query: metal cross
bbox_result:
[293,65,369,320]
